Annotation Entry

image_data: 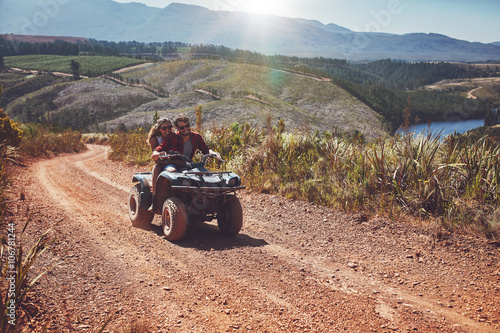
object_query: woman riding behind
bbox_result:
[147,118,178,211]
[146,118,174,151]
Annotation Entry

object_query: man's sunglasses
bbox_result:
[161,126,172,130]
[178,124,190,130]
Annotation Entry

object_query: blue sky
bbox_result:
[113,0,500,43]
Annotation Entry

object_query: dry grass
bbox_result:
[96,83,500,240]
[19,125,86,157]
[0,217,57,332]
[107,123,500,239]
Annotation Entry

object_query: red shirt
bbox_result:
[154,133,180,154]
[155,131,209,159]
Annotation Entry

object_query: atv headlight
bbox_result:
[182,179,193,186]
[227,177,237,187]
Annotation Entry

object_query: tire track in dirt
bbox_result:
[23,145,499,332]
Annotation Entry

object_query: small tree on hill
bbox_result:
[195,105,203,132]
[70,60,80,80]
[276,118,286,135]
[484,107,499,126]
[0,52,4,68]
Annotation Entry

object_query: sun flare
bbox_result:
[242,0,285,15]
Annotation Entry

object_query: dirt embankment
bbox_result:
[5,145,500,332]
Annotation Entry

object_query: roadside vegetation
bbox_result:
[0,88,22,219]
[19,124,86,157]
[1,93,85,331]
[106,115,500,239]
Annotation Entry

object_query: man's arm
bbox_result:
[193,132,210,155]
[197,134,221,159]
[154,139,167,153]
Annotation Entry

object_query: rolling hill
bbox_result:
[4,59,386,138]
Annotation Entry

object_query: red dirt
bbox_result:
[4,145,500,332]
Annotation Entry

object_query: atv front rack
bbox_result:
[171,185,246,192]
[183,171,233,175]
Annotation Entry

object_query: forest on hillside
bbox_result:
[0,38,80,56]
[0,37,186,57]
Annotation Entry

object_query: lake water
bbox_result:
[403,118,485,137]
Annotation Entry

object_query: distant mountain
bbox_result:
[1,0,500,62]
[0,0,158,41]
[292,18,352,34]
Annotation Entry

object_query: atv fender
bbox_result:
[132,173,153,208]
[153,172,175,213]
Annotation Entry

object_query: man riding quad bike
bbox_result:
[128,152,245,241]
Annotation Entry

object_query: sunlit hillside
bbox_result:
[107,59,386,138]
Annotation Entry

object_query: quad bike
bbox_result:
[128,152,245,241]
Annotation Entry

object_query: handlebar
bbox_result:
[158,151,186,160]
[204,153,225,164]
[158,152,224,164]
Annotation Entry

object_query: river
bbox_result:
[403,118,485,137]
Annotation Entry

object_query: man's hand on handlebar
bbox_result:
[209,149,222,160]
[152,151,176,161]
[207,150,225,163]
[151,150,160,161]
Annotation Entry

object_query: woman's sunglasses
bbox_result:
[161,126,172,130]
[178,124,190,130]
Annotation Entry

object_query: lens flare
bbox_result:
[242,0,285,15]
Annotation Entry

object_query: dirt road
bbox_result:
[10,145,500,332]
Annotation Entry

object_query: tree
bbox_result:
[0,52,4,68]
[118,123,127,132]
[195,105,203,132]
[484,107,499,127]
[276,118,286,135]
[70,60,80,81]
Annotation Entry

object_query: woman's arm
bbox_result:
[149,136,160,151]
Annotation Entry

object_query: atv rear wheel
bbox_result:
[162,197,188,241]
[217,195,243,236]
[129,184,154,227]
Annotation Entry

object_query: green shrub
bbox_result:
[0,144,9,222]
[108,128,151,166]
[0,110,21,222]
[106,123,500,238]
[19,124,86,157]
[0,110,22,147]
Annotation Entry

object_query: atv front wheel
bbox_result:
[217,195,243,236]
[162,197,188,241]
[129,184,154,228]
